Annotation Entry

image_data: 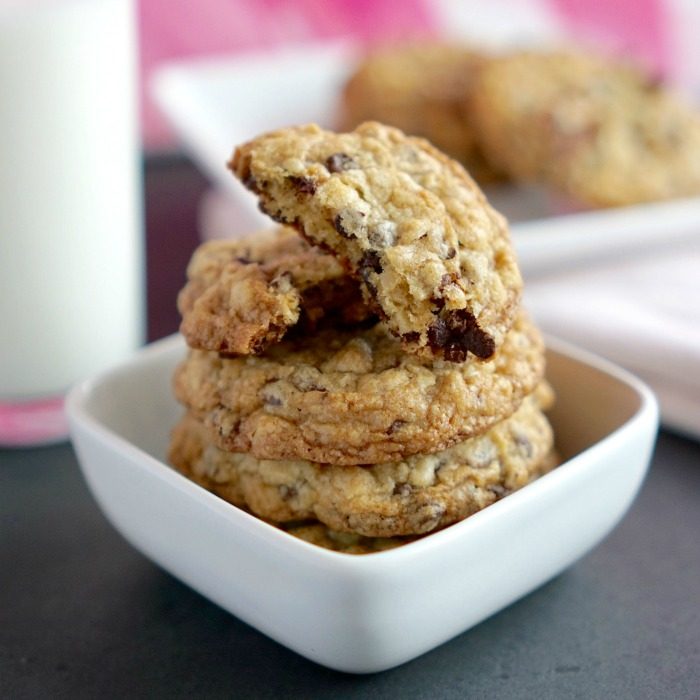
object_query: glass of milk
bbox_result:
[0,0,144,446]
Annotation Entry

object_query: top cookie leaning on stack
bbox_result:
[170,122,553,543]
[231,122,522,363]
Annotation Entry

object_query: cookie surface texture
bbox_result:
[279,523,413,554]
[173,310,545,465]
[230,122,522,361]
[169,386,555,538]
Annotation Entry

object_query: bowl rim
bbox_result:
[66,333,658,570]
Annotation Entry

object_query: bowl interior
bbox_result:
[80,338,185,460]
[79,336,643,470]
[544,346,642,459]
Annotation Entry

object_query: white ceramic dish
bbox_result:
[66,334,658,673]
[151,40,700,274]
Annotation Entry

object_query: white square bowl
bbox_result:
[66,335,658,673]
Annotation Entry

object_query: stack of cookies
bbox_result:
[169,122,556,554]
[340,45,700,207]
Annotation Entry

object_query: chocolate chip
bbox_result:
[431,276,454,311]
[279,484,298,500]
[439,273,455,290]
[427,309,496,361]
[427,318,449,348]
[402,331,421,343]
[264,394,282,406]
[359,250,383,275]
[333,208,366,241]
[430,297,446,312]
[387,419,405,435]
[446,247,456,259]
[333,214,356,239]
[238,163,259,193]
[287,175,317,195]
[326,153,358,172]
[393,483,412,497]
[258,201,288,224]
[363,277,378,300]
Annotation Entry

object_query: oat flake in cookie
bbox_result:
[230,122,522,362]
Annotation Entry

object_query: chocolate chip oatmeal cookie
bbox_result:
[169,384,555,537]
[339,42,503,183]
[178,226,371,354]
[470,50,700,207]
[173,310,545,465]
[230,122,522,362]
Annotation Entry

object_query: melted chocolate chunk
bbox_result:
[445,247,457,260]
[326,153,358,173]
[430,297,446,312]
[427,309,495,361]
[359,250,383,275]
[237,162,259,193]
[287,175,317,195]
[243,174,259,193]
[427,319,449,348]
[402,331,421,343]
[363,278,379,302]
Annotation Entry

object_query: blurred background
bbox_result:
[139,0,700,150]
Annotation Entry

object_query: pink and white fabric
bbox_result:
[139,0,700,148]
[138,0,437,148]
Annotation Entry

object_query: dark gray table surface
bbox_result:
[2,431,699,699]
[2,157,699,698]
